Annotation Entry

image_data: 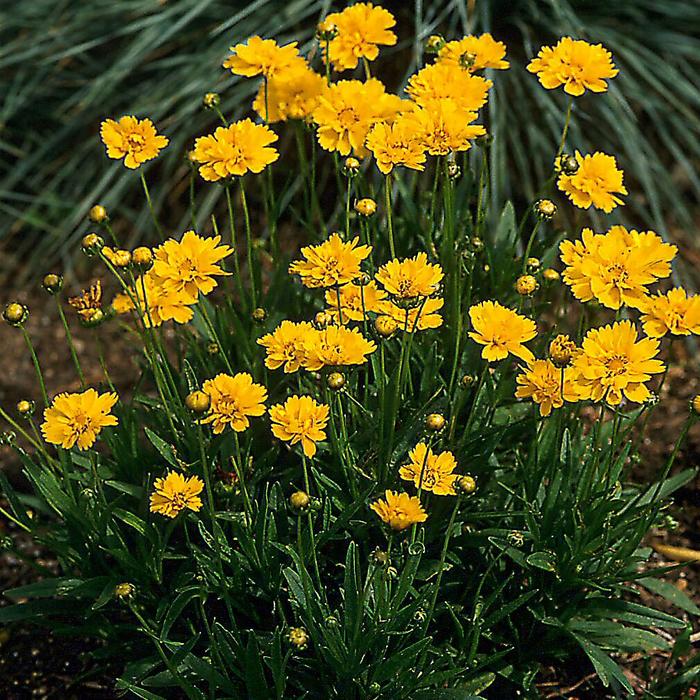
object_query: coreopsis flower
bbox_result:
[269,395,330,458]
[191,120,279,181]
[468,301,537,363]
[406,62,492,112]
[112,272,194,327]
[149,471,204,518]
[378,297,444,332]
[303,325,376,370]
[322,3,397,71]
[100,116,168,169]
[41,389,118,450]
[201,373,268,434]
[370,490,428,531]
[560,226,676,310]
[375,252,443,299]
[515,359,579,416]
[400,443,458,495]
[102,247,131,268]
[289,233,371,288]
[151,231,232,303]
[527,37,618,96]
[557,152,627,213]
[253,63,325,122]
[68,281,103,324]
[639,288,700,338]
[405,98,486,156]
[312,78,404,156]
[223,36,303,79]
[257,320,315,373]
[572,320,665,405]
[365,117,427,174]
[324,281,387,322]
[437,33,509,71]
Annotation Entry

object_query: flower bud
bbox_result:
[3,302,28,327]
[42,274,63,295]
[327,372,345,391]
[515,274,538,296]
[314,311,334,328]
[343,157,361,177]
[526,257,540,273]
[557,153,579,175]
[461,374,476,388]
[425,34,445,54]
[549,334,576,368]
[356,272,371,286]
[207,342,220,355]
[454,474,477,495]
[88,205,108,224]
[447,162,461,179]
[202,92,220,109]
[470,237,484,253]
[354,198,376,216]
[692,396,700,416]
[252,307,267,323]
[535,198,557,220]
[459,51,477,69]
[542,268,560,282]
[132,246,153,271]
[79,308,105,328]
[106,248,132,268]
[185,390,211,414]
[16,400,35,417]
[370,547,389,567]
[324,614,340,628]
[290,490,311,511]
[425,413,445,432]
[114,582,135,599]
[287,627,309,650]
[316,19,338,41]
[81,233,104,256]
[374,316,398,338]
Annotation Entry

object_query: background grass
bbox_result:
[1,0,699,283]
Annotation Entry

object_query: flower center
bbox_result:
[127,133,146,150]
[604,354,628,376]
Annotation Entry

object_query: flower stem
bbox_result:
[55,300,85,389]
[140,171,163,237]
[385,174,396,258]
[239,178,258,309]
[22,327,48,407]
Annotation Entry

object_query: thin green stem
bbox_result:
[385,175,395,258]
[239,179,258,308]
[55,300,85,388]
[140,171,163,237]
[22,327,48,407]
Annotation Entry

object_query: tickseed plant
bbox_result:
[1,5,699,698]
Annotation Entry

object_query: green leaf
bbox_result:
[244,634,268,700]
[144,427,179,468]
[638,576,700,615]
[161,586,201,640]
[571,633,633,694]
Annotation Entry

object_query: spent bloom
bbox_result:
[557,151,627,213]
[41,389,118,450]
[370,490,428,531]
[400,443,458,496]
[257,320,316,373]
[151,231,232,303]
[201,373,268,434]
[365,117,427,175]
[515,359,579,416]
[639,288,700,338]
[527,37,618,96]
[100,116,168,169]
[269,395,330,458]
[407,62,492,113]
[572,320,665,405]
[149,471,204,519]
[302,325,377,370]
[560,226,676,310]
[191,120,279,181]
[437,33,509,71]
[323,3,397,71]
[468,301,537,363]
[375,252,443,299]
[289,233,371,288]
[223,36,302,79]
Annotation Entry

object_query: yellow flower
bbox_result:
[223,36,302,79]
[365,117,427,174]
[257,320,316,373]
[303,325,376,370]
[572,320,665,405]
[312,78,404,156]
[378,297,444,332]
[400,443,458,495]
[201,373,268,434]
[406,62,492,112]
[370,490,428,531]
[557,152,627,213]
[437,33,509,71]
[515,359,579,417]
[151,231,231,303]
[41,389,118,450]
[323,2,397,71]
[324,281,387,322]
[527,37,618,96]
[191,120,279,181]
[639,288,700,338]
[468,301,537,363]
[253,63,325,122]
[405,98,486,156]
[560,226,676,310]
[149,471,204,519]
[100,116,168,169]
[269,395,330,458]
[289,233,371,288]
[68,281,103,324]
[113,272,194,327]
[375,252,443,299]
